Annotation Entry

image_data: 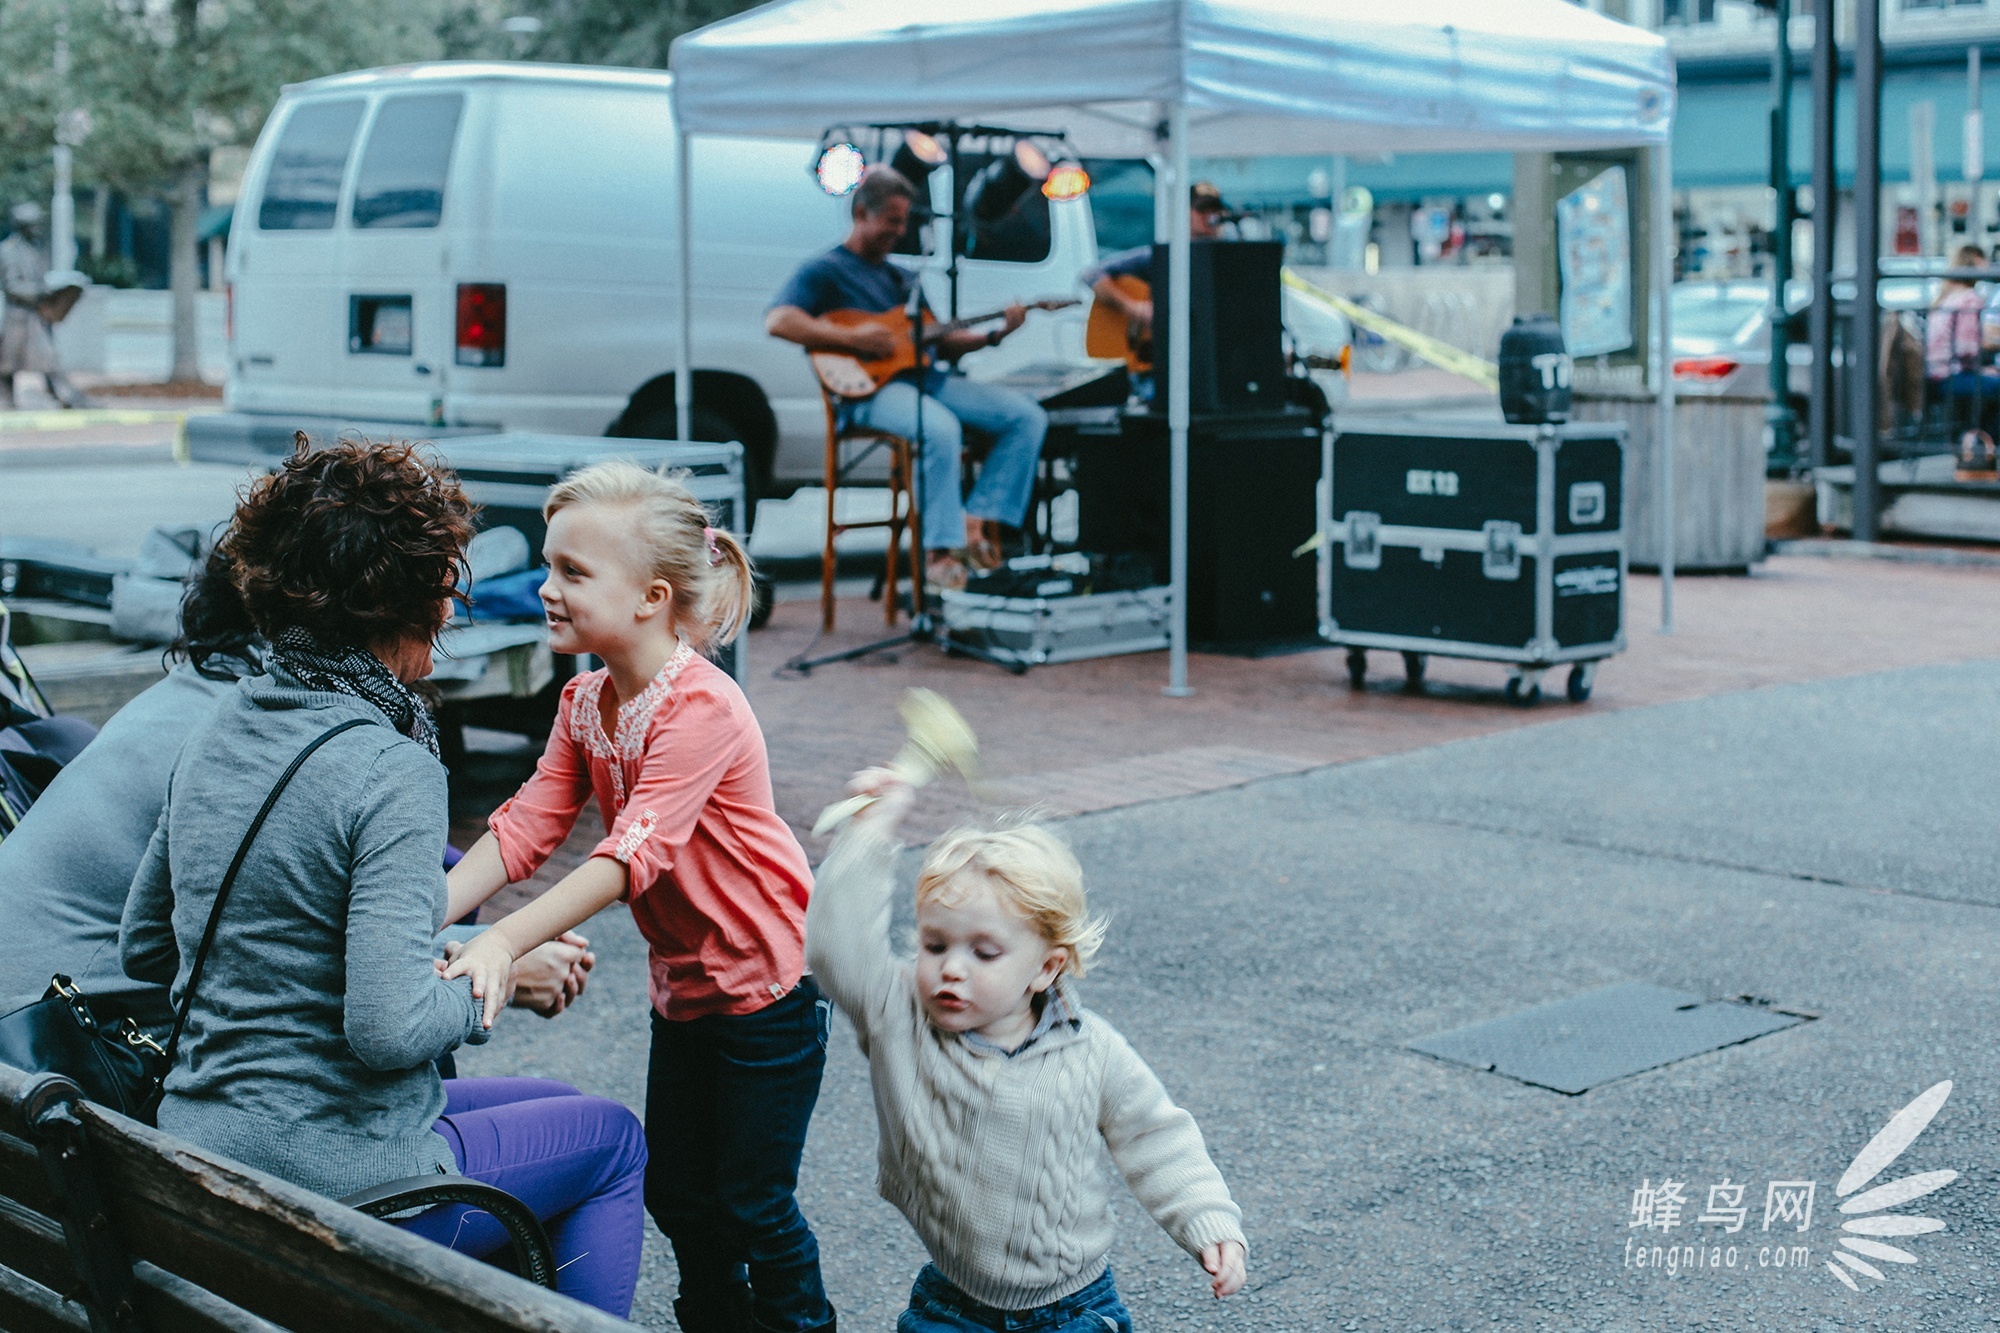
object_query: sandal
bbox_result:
[925,553,969,593]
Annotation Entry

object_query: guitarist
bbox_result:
[766,166,1048,591]
[1080,181,1232,384]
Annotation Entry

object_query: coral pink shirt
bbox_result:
[488,643,812,1020]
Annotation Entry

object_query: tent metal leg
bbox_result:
[1165,101,1194,698]
[1651,141,1675,634]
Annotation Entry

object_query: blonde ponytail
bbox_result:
[544,460,756,652]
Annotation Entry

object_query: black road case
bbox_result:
[1318,420,1625,704]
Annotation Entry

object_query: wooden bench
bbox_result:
[0,1062,635,1332]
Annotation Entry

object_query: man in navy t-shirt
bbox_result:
[767,166,1047,589]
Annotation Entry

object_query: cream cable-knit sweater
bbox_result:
[805,824,1246,1311]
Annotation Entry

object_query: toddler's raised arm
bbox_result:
[804,772,911,1032]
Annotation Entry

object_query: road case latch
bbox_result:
[1482,520,1523,580]
[1342,511,1381,570]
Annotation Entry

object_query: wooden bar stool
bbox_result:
[819,386,919,632]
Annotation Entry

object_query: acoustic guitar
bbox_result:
[810,298,1078,399]
[1084,274,1152,373]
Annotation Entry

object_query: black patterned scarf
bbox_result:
[270,627,440,759]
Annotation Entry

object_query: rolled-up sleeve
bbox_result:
[487,677,592,886]
[343,745,483,1070]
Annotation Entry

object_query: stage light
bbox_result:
[903,130,948,167]
[814,142,866,196]
[1042,163,1090,201]
[1012,138,1051,181]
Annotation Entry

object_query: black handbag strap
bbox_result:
[161,716,377,1068]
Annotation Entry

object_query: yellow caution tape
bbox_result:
[1281,269,1500,392]
[0,406,196,465]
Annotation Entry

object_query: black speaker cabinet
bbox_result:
[1073,410,1323,651]
[1149,240,1286,415]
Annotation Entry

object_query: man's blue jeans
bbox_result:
[895,1264,1133,1333]
[848,368,1049,551]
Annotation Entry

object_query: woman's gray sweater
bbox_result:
[120,663,485,1200]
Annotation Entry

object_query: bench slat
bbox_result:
[0,1263,88,1333]
[78,1103,634,1333]
[2,1148,281,1333]
[0,1126,59,1216]
[0,1192,75,1296]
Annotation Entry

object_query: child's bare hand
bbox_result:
[848,766,914,830]
[1200,1240,1246,1298]
[440,930,517,1028]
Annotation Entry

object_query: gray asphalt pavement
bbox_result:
[459,661,2000,1332]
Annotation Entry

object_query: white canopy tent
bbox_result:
[670,0,1679,691]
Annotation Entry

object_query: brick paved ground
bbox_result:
[460,553,2000,912]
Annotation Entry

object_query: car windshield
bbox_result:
[1672,289,1765,344]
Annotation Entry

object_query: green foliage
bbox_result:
[0,0,767,204]
[507,0,767,69]
[66,0,446,194]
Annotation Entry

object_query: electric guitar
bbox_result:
[810,298,1078,399]
[1084,274,1153,373]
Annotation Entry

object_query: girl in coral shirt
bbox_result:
[444,461,831,1333]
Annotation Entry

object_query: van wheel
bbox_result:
[616,405,762,532]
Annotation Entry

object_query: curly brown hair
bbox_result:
[220,433,475,650]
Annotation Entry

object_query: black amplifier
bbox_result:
[1319,421,1625,703]
[1072,409,1323,652]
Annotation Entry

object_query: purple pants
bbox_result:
[396,1077,647,1317]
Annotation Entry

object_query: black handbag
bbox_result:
[0,717,373,1124]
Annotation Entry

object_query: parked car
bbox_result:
[1669,279,1812,401]
[195,62,1106,520]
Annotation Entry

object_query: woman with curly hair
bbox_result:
[119,436,646,1316]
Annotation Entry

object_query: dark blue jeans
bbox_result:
[646,977,832,1333]
[897,1264,1132,1333]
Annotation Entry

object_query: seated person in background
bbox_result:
[1081,180,1233,355]
[766,165,1048,588]
[0,546,592,1030]
[1925,243,1998,432]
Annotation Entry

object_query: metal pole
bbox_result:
[1653,144,1676,634]
[1165,101,1193,698]
[1808,0,1836,471]
[675,127,695,446]
[1766,0,1797,473]
[1852,0,1882,540]
[1968,48,1984,189]
[50,10,75,273]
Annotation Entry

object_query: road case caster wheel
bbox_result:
[1566,663,1596,703]
[1504,675,1542,707]
[1401,652,1426,693]
[1345,648,1368,690]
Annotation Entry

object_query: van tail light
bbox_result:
[1672,356,1739,381]
[456,283,506,367]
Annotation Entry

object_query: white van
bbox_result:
[196,61,1104,517]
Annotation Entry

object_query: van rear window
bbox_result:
[257,99,364,231]
[353,94,465,229]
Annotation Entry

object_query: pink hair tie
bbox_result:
[702,526,723,567]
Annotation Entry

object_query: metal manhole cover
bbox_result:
[1406,982,1810,1095]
